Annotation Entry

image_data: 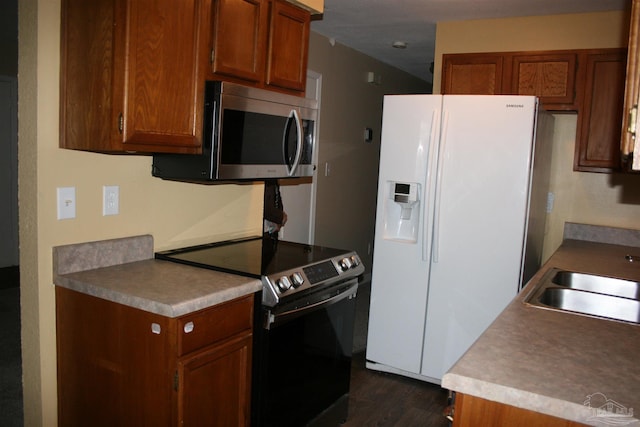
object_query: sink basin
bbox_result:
[525,269,640,325]
[552,270,640,300]
[537,288,640,324]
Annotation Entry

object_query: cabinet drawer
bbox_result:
[178,295,254,356]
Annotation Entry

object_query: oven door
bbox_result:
[253,279,358,427]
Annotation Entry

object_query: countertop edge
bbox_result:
[52,236,263,318]
[54,273,262,318]
[442,373,596,424]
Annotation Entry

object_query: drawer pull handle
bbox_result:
[151,323,161,335]
[184,321,195,333]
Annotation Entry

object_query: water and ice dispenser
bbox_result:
[381,181,420,242]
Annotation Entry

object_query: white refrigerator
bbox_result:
[365,94,553,384]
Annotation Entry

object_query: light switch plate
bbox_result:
[57,187,76,220]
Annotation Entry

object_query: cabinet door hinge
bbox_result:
[118,113,124,134]
[173,371,179,391]
[210,49,215,64]
[628,106,638,135]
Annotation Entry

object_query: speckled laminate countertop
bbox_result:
[442,239,640,426]
[52,235,262,318]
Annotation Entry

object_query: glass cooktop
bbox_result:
[155,236,350,278]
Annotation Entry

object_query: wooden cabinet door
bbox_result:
[60,0,207,153]
[60,0,123,152]
[178,334,253,427]
[510,53,578,109]
[574,50,627,172]
[57,286,255,426]
[122,0,206,153]
[621,0,640,170]
[211,0,268,83]
[266,0,310,92]
[56,287,174,427]
[441,54,505,95]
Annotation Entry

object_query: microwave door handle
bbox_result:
[285,109,303,177]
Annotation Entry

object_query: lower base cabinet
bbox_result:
[56,287,254,426]
[179,334,252,426]
[453,393,588,427]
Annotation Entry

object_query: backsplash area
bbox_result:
[564,222,640,247]
[53,235,153,276]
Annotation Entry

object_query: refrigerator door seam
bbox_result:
[422,109,440,262]
[432,110,450,264]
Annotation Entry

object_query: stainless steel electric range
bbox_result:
[156,236,364,427]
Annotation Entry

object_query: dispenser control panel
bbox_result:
[393,182,418,203]
[382,181,421,242]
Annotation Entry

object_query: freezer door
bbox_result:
[420,95,538,380]
[366,95,441,375]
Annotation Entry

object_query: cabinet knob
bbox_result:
[184,321,195,333]
[151,323,162,334]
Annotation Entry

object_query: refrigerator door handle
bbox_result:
[432,110,449,263]
[423,109,440,262]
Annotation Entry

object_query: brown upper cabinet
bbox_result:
[621,0,640,171]
[265,0,311,92]
[441,54,505,95]
[210,0,269,84]
[443,50,580,110]
[210,0,310,93]
[60,0,209,154]
[575,50,626,172]
[442,48,627,173]
[510,53,578,110]
[60,0,311,154]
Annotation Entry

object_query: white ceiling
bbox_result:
[310,0,630,83]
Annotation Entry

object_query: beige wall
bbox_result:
[307,32,430,273]
[18,2,429,424]
[433,10,640,261]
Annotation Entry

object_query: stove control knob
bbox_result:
[339,257,352,271]
[276,276,292,292]
[350,256,359,267]
[291,272,304,288]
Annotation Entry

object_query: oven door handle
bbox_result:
[266,280,358,329]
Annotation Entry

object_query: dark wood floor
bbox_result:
[344,353,450,427]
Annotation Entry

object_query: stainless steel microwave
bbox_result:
[152,81,318,182]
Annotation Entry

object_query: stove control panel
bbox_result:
[262,252,364,307]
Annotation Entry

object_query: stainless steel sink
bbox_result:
[525,269,640,324]
[551,270,640,300]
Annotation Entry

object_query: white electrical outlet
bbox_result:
[57,187,76,220]
[103,185,119,216]
[546,191,555,213]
